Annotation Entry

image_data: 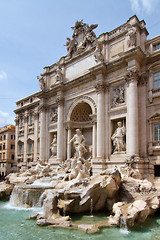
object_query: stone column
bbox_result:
[92,123,96,159]
[57,97,64,162]
[67,127,71,160]
[39,105,46,162]
[95,79,105,160]
[105,86,109,159]
[23,112,28,163]
[125,70,139,156]
[15,116,19,164]
[33,110,39,162]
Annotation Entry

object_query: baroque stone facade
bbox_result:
[14,16,160,177]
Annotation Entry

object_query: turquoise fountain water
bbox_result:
[1,201,160,240]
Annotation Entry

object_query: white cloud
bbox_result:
[130,0,140,13]
[0,110,14,127]
[129,0,158,14]
[0,71,7,81]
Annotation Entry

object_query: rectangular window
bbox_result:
[19,117,24,127]
[28,143,32,154]
[19,145,23,154]
[11,135,15,140]
[11,144,14,149]
[0,153,1,159]
[3,153,5,160]
[3,135,6,140]
[0,136,2,141]
[29,114,33,125]
[153,72,160,89]
[153,43,160,51]
[11,154,14,160]
[154,124,160,141]
[0,144,2,150]
[3,143,5,150]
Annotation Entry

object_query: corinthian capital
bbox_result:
[95,81,105,93]
[39,104,47,113]
[138,72,148,86]
[125,70,140,85]
[56,97,64,106]
[14,116,19,125]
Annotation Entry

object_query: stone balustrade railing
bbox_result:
[108,24,127,40]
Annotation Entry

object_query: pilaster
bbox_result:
[56,96,64,162]
[15,116,19,165]
[39,103,47,162]
[33,109,39,162]
[67,127,71,160]
[23,111,28,163]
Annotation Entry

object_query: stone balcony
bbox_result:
[148,141,160,155]
[18,126,24,136]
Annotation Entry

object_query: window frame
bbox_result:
[153,71,160,89]
[153,43,160,51]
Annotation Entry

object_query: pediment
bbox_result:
[149,112,160,119]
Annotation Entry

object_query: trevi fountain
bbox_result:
[1,128,160,240]
[1,16,160,240]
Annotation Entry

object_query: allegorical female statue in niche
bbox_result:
[50,134,57,157]
[111,121,126,153]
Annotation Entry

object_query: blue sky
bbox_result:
[0,0,160,127]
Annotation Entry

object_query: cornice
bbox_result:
[14,100,40,114]
[119,46,145,63]
[145,52,160,65]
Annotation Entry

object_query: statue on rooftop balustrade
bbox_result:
[127,24,137,47]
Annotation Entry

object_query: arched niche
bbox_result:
[67,98,96,159]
